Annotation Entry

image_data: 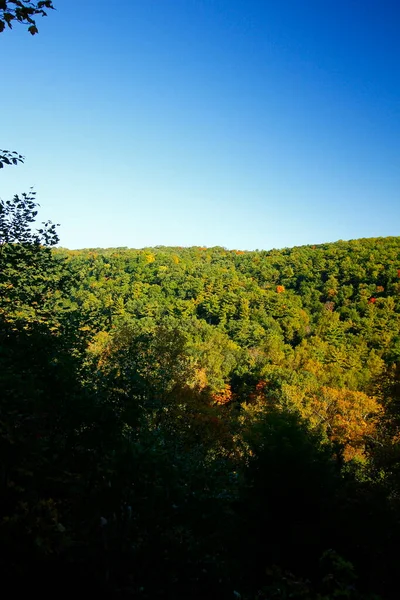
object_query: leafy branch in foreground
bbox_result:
[0,149,24,169]
[0,190,59,247]
[0,0,54,35]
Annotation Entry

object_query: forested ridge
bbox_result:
[1,3,400,598]
[1,198,400,598]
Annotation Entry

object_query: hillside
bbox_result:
[1,230,400,598]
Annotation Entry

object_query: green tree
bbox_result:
[0,189,58,246]
[0,190,61,324]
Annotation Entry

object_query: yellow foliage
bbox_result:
[145,253,155,264]
[306,387,383,461]
[239,398,269,425]
[191,367,208,391]
[87,330,111,359]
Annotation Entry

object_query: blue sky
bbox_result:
[1,0,399,250]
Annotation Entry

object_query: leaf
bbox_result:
[4,12,15,24]
[28,24,38,35]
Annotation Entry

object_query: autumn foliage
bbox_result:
[212,383,233,405]
[307,387,382,460]
[1,206,400,598]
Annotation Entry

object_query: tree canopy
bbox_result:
[2,224,400,598]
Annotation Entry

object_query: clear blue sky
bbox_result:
[1,0,399,250]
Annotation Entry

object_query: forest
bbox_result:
[1,190,400,598]
[2,2,400,598]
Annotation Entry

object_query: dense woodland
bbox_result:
[1,189,400,598]
[2,3,400,598]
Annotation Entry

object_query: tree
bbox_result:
[0,189,59,247]
[0,190,60,324]
[0,0,54,35]
[238,407,341,587]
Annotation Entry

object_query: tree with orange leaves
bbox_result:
[212,383,233,405]
[307,387,382,461]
